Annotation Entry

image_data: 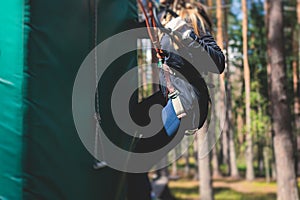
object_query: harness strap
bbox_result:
[162,63,175,94]
[137,0,174,99]
[161,61,186,118]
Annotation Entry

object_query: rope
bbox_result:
[93,0,107,169]
[137,0,177,98]
[137,0,161,54]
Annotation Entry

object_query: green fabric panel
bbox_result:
[23,0,137,199]
[0,1,29,199]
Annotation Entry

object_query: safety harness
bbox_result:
[137,0,187,120]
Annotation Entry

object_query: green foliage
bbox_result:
[228,1,274,174]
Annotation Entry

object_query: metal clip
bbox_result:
[169,90,187,119]
[168,89,179,99]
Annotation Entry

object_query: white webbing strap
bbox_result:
[171,94,186,118]
[162,62,187,119]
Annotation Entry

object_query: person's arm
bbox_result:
[181,29,225,73]
[195,33,225,74]
[162,31,225,74]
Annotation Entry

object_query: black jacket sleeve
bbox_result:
[163,33,225,74]
[196,34,225,74]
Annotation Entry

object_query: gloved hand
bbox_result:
[164,51,185,69]
[156,48,185,69]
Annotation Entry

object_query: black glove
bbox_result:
[164,51,185,69]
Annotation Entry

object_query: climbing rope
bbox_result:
[137,0,179,99]
[93,0,107,169]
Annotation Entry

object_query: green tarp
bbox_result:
[0,1,29,199]
[0,0,137,199]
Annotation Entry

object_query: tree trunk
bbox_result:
[206,0,220,180]
[271,161,277,180]
[209,75,223,178]
[171,161,177,177]
[242,0,255,181]
[298,0,300,25]
[258,141,264,176]
[184,151,190,177]
[237,108,244,145]
[193,136,199,180]
[216,0,229,174]
[268,0,299,199]
[293,2,300,135]
[198,121,214,200]
[257,95,265,177]
[182,137,190,177]
[171,149,178,177]
[263,147,271,183]
[222,124,229,173]
[211,106,222,179]
[152,49,160,93]
[212,144,222,178]
[216,0,223,50]
[207,0,213,17]
[229,116,239,178]
[294,0,300,176]
[264,0,277,181]
[224,0,239,179]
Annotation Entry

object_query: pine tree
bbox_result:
[268,0,299,199]
[242,0,255,181]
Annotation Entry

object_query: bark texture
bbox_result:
[268,0,299,199]
[198,121,214,200]
[242,0,254,181]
